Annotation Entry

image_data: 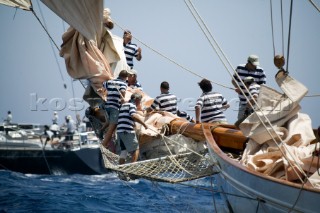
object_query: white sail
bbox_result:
[0,0,31,10]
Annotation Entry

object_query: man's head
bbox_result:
[123,29,132,42]
[160,81,170,92]
[118,70,129,80]
[247,54,260,70]
[130,93,142,105]
[198,79,212,93]
[127,69,137,84]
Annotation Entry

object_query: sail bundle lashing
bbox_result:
[100,143,215,183]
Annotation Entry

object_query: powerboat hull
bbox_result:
[0,146,108,175]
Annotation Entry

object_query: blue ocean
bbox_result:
[0,170,227,212]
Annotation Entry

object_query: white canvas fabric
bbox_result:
[41,0,102,42]
[240,72,308,144]
[240,72,319,186]
[0,0,31,10]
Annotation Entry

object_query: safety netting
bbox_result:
[100,135,216,183]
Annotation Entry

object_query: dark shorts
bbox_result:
[117,132,139,153]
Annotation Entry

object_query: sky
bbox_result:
[0,0,320,128]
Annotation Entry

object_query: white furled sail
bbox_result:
[0,0,31,10]
[40,0,118,102]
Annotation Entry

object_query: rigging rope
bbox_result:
[31,3,67,89]
[269,0,276,56]
[309,0,320,13]
[281,0,285,55]
[286,0,294,72]
[305,94,320,97]
[269,0,285,56]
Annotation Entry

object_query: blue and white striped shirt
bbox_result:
[124,42,139,68]
[103,79,127,110]
[233,64,266,104]
[195,92,228,122]
[117,102,137,133]
[151,92,177,114]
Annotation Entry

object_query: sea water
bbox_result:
[0,170,228,212]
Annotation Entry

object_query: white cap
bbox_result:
[248,55,260,66]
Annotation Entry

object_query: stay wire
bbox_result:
[309,0,320,13]
[32,1,67,89]
[281,0,285,55]
[13,7,18,19]
[269,0,276,56]
[286,0,294,72]
[269,0,285,56]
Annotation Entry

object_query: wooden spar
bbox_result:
[169,119,248,151]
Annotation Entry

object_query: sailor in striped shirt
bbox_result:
[232,55,266,120]
[101,70,128,149]
[117,93,148,164]
[147,81,178,114]
[123,30,142,69]
[195,79,230,124]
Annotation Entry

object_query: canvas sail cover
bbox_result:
[0,0,31,10]
[240,71,320,187]
[239,71,309,144]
